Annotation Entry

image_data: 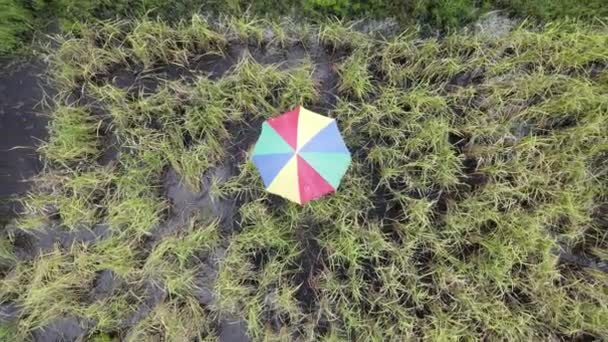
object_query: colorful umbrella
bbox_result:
[251,106,351,205]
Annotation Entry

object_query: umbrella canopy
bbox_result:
[251,106,351,205]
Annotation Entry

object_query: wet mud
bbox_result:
[0,60,50,219]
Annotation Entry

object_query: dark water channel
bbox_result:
[0,60,48,219]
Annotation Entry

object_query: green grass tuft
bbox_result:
[337,48,375,100]
[40,105,99,165]
[0,0,31,54]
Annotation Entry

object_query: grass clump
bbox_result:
[127,18,188,68]
[490,21,608,75]
[1,249,86,336]
[144,219,220,297]
[337,49,375,100]
[50,28,128,87]
[225,54,287,116]
[496,0,608,22]
[181,14,227,53]
[40,105,99,164]
[32,170,114,229]
[318,18,371,50]
[280,61,319,109]
[126,296,209,341]
[107,196,165,236]
[223,15,267,44]
[166,143,223,192]
[0,0,31,54]
[183,77,231,141]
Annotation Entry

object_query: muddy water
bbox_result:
[0,60,49,219]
